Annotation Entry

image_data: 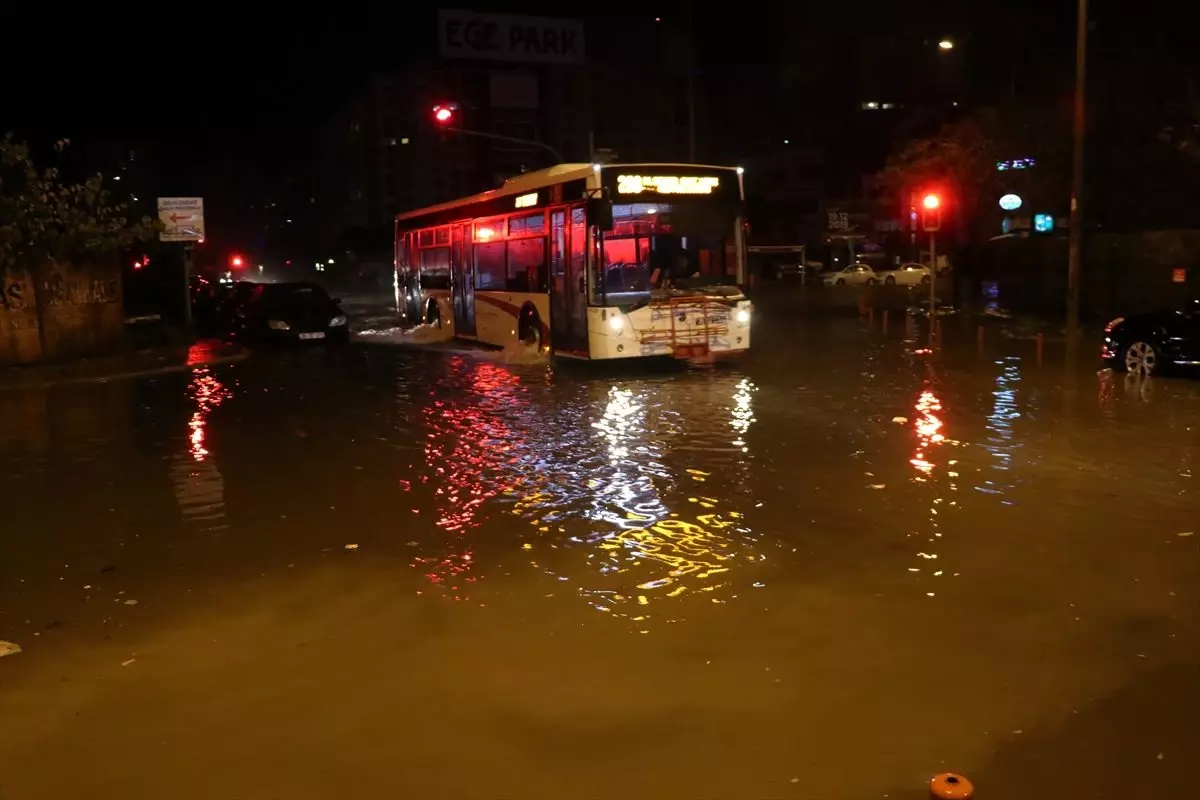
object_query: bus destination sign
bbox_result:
[616,175,721,195]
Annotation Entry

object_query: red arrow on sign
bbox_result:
[169,213,193,222]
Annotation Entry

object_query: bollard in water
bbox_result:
[882,309,889,329]
[868,306,875,326]
[977,324,984,353]
[929,772,974,799]
[1036,332,1045,366]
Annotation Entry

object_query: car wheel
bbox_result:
[920,275,931,285]
[1122,341,1159,376]
[866,278,878,285]
[835,278,846,286]
[885,275,896,285]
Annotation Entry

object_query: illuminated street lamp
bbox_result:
[938,39,954,50]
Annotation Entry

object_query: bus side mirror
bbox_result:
[586,193,613,232]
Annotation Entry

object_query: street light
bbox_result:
[938,39,954,50]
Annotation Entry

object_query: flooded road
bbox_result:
[2,310,1199,798]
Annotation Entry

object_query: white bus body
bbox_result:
[394,162,751,361]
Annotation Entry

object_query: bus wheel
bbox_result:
[518,306,542,350]
[425,299,441,328]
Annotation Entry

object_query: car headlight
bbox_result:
[330,315,348,327]
[736,308,750,324]
[268,319,290,331]
[608,313,623,332]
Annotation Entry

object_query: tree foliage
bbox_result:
[0,134,159,271]
[877,107,1070,241]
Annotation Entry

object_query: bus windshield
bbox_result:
[596,202,739,306]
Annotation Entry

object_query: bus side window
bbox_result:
[507,236,547,293]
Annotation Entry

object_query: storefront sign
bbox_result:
[616,175,720,195]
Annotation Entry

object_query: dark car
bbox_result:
[1101,298,1200,376]
[233,282,349,344]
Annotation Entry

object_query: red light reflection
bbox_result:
[187,367,231,462]
[910,389,946,475]
[413,360,523,595]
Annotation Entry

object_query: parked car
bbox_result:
[877,263,932,286]
[232,282,350,344]
[821,263,880,286]
[1101,298,1200,376]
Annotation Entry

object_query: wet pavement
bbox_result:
[2,303,1199,799]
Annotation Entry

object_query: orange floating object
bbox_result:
[930,773,974,799]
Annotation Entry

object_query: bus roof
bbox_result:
[394,162,743,223]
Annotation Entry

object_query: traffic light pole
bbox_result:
[444,127,564,165]
[182,243,194,334]
[929,232,937,336]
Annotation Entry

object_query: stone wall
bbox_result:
[0,260,125,367]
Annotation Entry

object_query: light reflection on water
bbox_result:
[170,367,231,530]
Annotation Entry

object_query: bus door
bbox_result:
[549,210,568,348]
[563,206,590,353]
[450,223,475,335]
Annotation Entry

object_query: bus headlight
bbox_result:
[608,313,623,332]
[736,308,751,324]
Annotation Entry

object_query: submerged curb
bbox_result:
[0,348,250,392]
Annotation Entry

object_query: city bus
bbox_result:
[394,162,752,360]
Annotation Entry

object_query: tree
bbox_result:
[0,134,159,272]
[876,107,1070,242]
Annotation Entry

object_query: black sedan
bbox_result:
[1102,299,1200,376]
[232,282,349,344]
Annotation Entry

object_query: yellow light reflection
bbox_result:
[575,380,758,616]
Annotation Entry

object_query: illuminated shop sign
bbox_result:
[514,192,538,208]
[616,175,720,195]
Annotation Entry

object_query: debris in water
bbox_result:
[344,543,359,550]
[121,658,136,667]
[892,416,908,424]
[868,484,886,490]
[123,599,139,606]
[1178,531,1194,537]
[0,641,21,658]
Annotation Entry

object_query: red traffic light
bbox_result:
[432,103,458,125]
[230,255,244,268]
[922,193,941,210]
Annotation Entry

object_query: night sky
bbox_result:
[0,1,1185,186]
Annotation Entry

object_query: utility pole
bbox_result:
[686,0,697,162]
[1066,0,1088,340]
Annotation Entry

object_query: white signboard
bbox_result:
[157,197,205,242]
[438,9,584,64]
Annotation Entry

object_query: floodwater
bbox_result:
[2,305,1199,799]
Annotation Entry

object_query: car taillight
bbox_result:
[1104,317,1124,333]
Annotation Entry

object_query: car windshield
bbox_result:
[595,203,738,306]
[259,284,332,310]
